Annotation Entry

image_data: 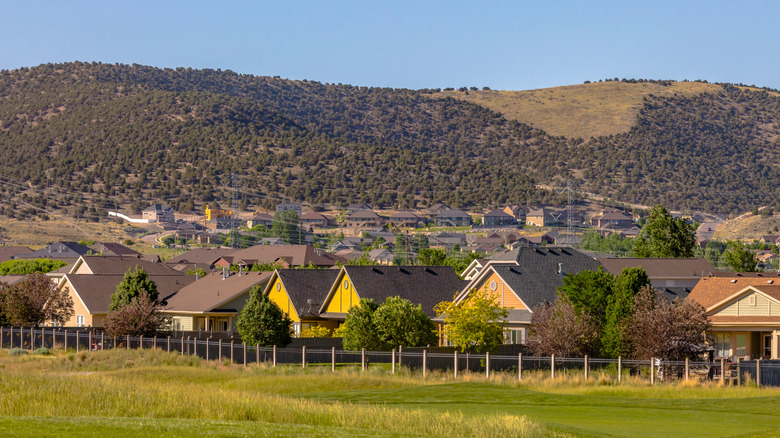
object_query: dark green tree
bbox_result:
[633,205,696,258]
[601,267,650,358]
[557,266,616,328]
[272,210,301,244]
[339,298,386,350]
[373,296,437,349]
[722,240,759,272]
[110,267,159,311]
[416,248,447,266]
[0,258,67,275]
[236,285,293,347]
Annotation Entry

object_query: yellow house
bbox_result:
[688,274,780,359]
[319,266,466,324]
[264,269,341,335]
[163,270,272,332]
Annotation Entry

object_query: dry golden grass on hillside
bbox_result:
[441,81,720,138]
[0,216,155,251]
[712,213,780,241]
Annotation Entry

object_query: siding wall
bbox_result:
[268,278,300,322]
[716,292,780,317]
[325,274,359,313]
[475,271,527,310]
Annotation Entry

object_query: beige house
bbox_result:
[688,274,780,360]
[163,271,272,332]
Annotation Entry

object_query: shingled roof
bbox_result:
[63,274,194,314]
[164,271,272,313]
[597,257,717,278]
[0,246,32,262]
[322,266,467,317]
[219,245,345,267]
[273,269,341,318]
[71,256,184,275]
[16,241,92,259]
[688,275,780,310]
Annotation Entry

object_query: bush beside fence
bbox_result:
[3,326,780,387]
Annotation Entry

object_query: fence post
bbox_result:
[685,357,689,381]
[76,331,80,353]
[230,340,234,364]
[302,346,306,368]
[243,342,247,366]
[551,354,555,380]
[361,348,366,372]
[391,348,396,375]
[167,336,171,353]
[0,327,3,348]
[272,345,277,367]
[423,349,427,378]
[650,358,655,385]
[454,350,458,379]
[89,332,93,352]
[101,332,105,351]
[584,355,589,380]
[720,358,725,385]
[256,344,260,364]
[332,346,336,372]
[64,329,67,351]
[139,335,143,351]
[757,359,761,388]
[737,357,741,386]
[486,351,490,379]
[153,336,157,351]
[618,356,622,383]
[206,338,210,360]
[127,334,130,350]
[219,339,223,363]
[518,353,523,381]
[399,346,402,367]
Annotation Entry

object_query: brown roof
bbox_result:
[74,256,184,275]
[89,242,141,256]
[165,248,236,265]
[0,275,26,285]
[688,277,780,310]
[164,271,272,313]
[222,245,345,267]
[598,258,717,278]
[0,246,32,262]
[64,274,195,314]
[710,315,780,324]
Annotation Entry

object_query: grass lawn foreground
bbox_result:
[1,348,779,437]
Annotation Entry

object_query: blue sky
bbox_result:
[2,1,778,90]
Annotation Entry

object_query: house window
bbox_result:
[736,334,747,358]
[172,318,181,331]
[343,280,350,290]
[490,281,498,291]
[293,322,301,335]
[504,328,524,344]
[715,334,730,358]
[749,295,756,306]
[76,315,85,327]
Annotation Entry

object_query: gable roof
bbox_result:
[16,241,93,259]
[63,274,194,314]
[71,256,184,275]
[597,257,718,279]
[322,266,467,317]
[89,242,141,256]
[0,246,32,262]
[483,209,514,218]
[436,209,470,218]
[347,210,382,219]
[164,248,238,266]
[272,269,341,318]
[221,245,345,267]
[164,271,272,313]
[688,275,780,310]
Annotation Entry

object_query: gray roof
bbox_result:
[275,269,341,318]
[16,241,93,259]
[436,210,470,218]
[340,266,467,317]
[0,246,32,262]
[597,258,717,279]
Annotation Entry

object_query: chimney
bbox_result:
[222,267,227,280]
[239,265,243,276]
[195,272,200,281]
[557,263,564,275]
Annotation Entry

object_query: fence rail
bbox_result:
[2,326,779,387]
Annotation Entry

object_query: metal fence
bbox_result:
[2,326,779,387]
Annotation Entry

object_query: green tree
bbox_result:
[633,205,696,258]
[722,240,759,272]
[435,288,508,354]
[339,298,386,350]
[557,266,615,328]
[373,296,437,349]
[110,267,159,311]
[236,285,293,347]
[272,210,301,244]
[601,267,650,357]
[416,248,447,266]
[0,258,67,275]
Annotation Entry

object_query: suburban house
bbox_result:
[428,232,467,250]
[299,212,336,229]
[345,210,385,228]
[0,246,32,263]
[598,257,718,300]
[276,202,303,215]
[461,258,491,281]
[435,210,472,227]
[590,211,634,229]
[425,203,451,216]
[525,208,553,227]
[163,270,272,332]
[142,204,175,223]
[318,266,467,324]
[206,217,243,231]
[502,205,529,224]
[247,212,274,228]
[88,242,141,257]
[347,203,374,214]
[333,248,364,262]
[482,209,517,227]
[368,248,394,265]
[57,273,194,328]
[388,211,428,228]
[214,245,345,269]
[67,255,182,276]
[455,247,602,344]
[759,235,780,245]
[688,273,780,360]
[15,241,93,260]
[164,248,235,273]
[265,269,341,335]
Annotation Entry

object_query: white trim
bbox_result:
[709,286,780,313]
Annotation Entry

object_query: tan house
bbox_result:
[163,271,272,332]
[688,274,780,360]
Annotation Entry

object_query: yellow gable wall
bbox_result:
[474,271,527,310]
[715,292,780,317]
[268,277,300,322]
[325,274,360,313]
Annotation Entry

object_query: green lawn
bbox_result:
[2,349,780,437]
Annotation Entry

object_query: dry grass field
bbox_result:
[440,81,720,139]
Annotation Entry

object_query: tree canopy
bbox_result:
[236,285,293,347]
[0,258,67,275]
[373,296,438,349]
[633,205,696,258]
[0,273,74,327]
[721,240,759,272]
[435,288,508,354]
[110,267,159,311]
[339,298,385,351]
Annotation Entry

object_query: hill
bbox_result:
[440,80,721,138]
[0,63,779,218]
